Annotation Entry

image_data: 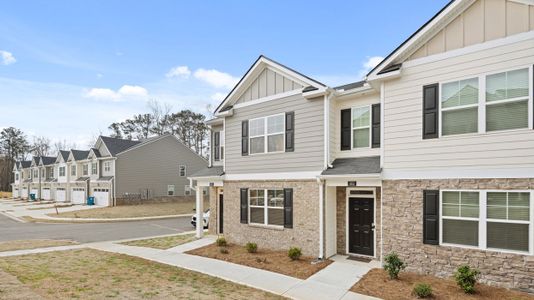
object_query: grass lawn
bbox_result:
[351,268,534,300]
[47,200,209,219]
[186,243,332,280]
[0,248,286,300]
[0,240,78,252]
[122,233,197,250]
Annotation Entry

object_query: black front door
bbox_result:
[348,197,374,256]
[219,194,224,234]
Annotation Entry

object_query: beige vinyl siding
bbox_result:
[225,93,324,174]
[115,135,207,197]
[211,124,224,167]
[409,0,534,61]
[97,142,111,157]
[331,92,381,160]
[236,68,303,104]
[383,37,534,174]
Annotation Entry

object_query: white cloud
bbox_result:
[166,66,191,79]
[193,68,238,89]
[210,92,226,102]
[357,56,384,79]
[0,51,16,65]
[84,85,148,101]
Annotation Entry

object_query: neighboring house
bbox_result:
[13,134,208,206]
[18,160,32,199]
[190,0,534,292]
[11,162,21,198]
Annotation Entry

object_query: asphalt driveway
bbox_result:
[0,214,194,243]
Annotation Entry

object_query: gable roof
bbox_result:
[367,0,473,79]
[100,136,141,156]
[59,150,70,162]
[89,148,102,158]
[214,55,326,114]
[31,156,40,167]
[20,161,32,168]
[70,150,90,161]
[40,156,56,166]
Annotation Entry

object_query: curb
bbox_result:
[0,211,27,223]
[26,213,194,223]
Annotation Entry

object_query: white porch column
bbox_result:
[318,180,324,259]
[195,185,204,238]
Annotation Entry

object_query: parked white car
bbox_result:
[191,209,210,229]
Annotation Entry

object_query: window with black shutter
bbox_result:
[422,84,439,139]
[371,104,381,148]
[283,188,293,228]
[340,109,351,151]
[214,132,220,161]
[423,190,439,245]
[240,188,248,224]
[285,112,294,152]
[241,121,249,156]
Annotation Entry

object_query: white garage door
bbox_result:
[56,189,66,202]
[71,188,85,204]
[93,188,110,206]
[21,188,28,198]
[42,189,51,200]
[13,189,19,198]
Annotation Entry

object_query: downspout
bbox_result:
[317,177,324,260]
[323,92,333,170]
[380,82,385,265]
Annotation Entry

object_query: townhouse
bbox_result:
[190,0,534,292]
[13,134,207,206]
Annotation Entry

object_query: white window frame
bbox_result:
[220,130,225,160]
[59,166,65,177]
[179,165,186,177]
[351,105,372,149]
[167,184,175,196]
[438,65,533,138]
[184,185,191,196]
[71,165,76,177]
[82,164,88,176]
[248,113,285,155]
[439,189,533,256]
[104,161,111,172]
[248,188,284,227]
[91,162,97,175]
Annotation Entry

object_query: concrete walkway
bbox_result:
[86,236,380,300]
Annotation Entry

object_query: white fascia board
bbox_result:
[302,87,328,99]
[334,85,376,98]
[225,171,322,181]
[214,109,234,118]
[206,118,224,126]
[383,167,534,180]
[233,90,301,110]
[366,69,402,82]
[318,173,382,179]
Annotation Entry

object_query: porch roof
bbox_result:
[189,166,224,178]
[96,176,114,182]
[321,156,381,176]
[75,176,90,182]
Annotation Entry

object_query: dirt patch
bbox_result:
[0,248,285,299]
[48,200,208,219]
[0,269,43,300]
[0,240,78,252]
[351,268,534,300]
[187,243,332,280]
[122,234,197,250]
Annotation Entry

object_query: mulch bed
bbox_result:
[186,243,332,279]
[351,268,534,300]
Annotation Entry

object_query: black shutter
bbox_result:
[285,112,295,152]
[422,84,439,139]
[423,190,439,245]
[240,188,248,224]
[340,109,351,151]
[283,188,293,228]
[241,121,249,156]
[371,104,381,148]
[214,132,220,161]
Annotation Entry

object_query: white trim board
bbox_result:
[233,90,301,110]
[224,171,322,181]
[382,167,534,180]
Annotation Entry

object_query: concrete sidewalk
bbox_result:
[87,236,380,300]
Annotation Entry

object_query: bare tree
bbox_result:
[53,139,77,155]
[31,136,52,157]
[148,99,172,135]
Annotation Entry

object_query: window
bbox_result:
[184,185,191,196]
[179,165,186,177]
[15,173,19,180]
[49,168,54,178]
[167,185,175,196]
[441,78,478,135]
[486,68,530,131]
[220,131,225,160]
[104,161,111,172]
[249,189,284,226]
[487,192,530,252]
[83,164,88,176]
[249,114,285,154]
[33,169,38,178]
[59,166,65,177]
[441,191,480,246]
[91,162,97,175]
[71,165,76,176]
[352,106,370,148]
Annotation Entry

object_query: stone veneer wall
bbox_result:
[223,180,320,257]
[336,187,382,260]
[382,179,534,292]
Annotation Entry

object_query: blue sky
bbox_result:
[0,0,449,147]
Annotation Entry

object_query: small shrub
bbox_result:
[219,247,228,254]
[412,283,432,298]
[383,252,406,279]
[255,257,267,264]
[287,247,302,260]
[245,242,258,253]
[216,237,227,247]
[454,265,480,294]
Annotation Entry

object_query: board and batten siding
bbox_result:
[115,135,208,197]
[225,93,325,174]
[331,92,380,161]
[383,37,534,178]
[235,68,303,104]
